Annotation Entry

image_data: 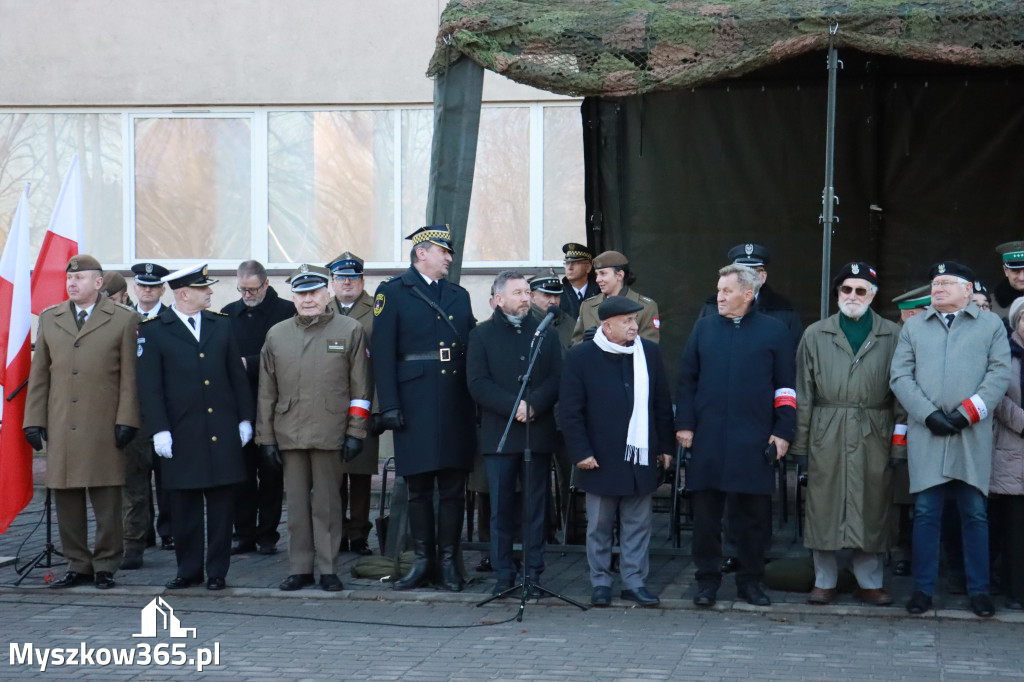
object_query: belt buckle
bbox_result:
[440,348,451,362]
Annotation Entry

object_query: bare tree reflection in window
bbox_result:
[543,107,586,261]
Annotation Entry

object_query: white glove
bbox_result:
[239,420,253,446]
[154,431,173,458]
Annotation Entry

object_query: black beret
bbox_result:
[598,296,644,321]
[832,261,878,292]
[928,261,974,282]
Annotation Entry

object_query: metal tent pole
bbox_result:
[819,22,841,320]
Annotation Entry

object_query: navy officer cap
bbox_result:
[598,296,644,321]
[727,242,771,267]
[131,262,170,286]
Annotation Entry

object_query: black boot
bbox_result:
[439,546,463,592]
[437,490,465,592]
[393,500,434,591]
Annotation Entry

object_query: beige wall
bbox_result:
[0,0,566,106]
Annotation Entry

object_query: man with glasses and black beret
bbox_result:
[790,262,904,606]
[891,261,1011,617]
[221,260,294,555]
[327,251,379,556]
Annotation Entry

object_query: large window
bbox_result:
[0,104,584,269]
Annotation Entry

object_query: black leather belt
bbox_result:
[399,349,452,362]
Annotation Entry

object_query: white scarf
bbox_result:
[593,326,650,466]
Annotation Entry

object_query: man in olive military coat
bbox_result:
[137,264,254,591]
[24,255,140,590]
[372,225,476,591]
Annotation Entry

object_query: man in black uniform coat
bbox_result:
[137,264,255,591]
[467,271,562,596]
[559,242,598,321]
[372,224,477,591]
[221,259,294,555]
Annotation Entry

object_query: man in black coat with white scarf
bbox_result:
[467,271,562,597]
[559,296,674,608]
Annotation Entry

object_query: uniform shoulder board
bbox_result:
[40,303,62,315]
[114,301,136,312]
[639,295,653,303]
[210,310,229,316]
[140,315,159,323]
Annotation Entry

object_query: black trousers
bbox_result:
[990,494,1024,600]
[233,440,283,546]
[692,489,770,589]
[170,485,235,581]
[154,458,173,540]
[405,468,466,549]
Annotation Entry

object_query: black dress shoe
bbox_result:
[50,571,94,589]
[231,542,256,555]
[256,543,278,556]
[969,594,995,617]
[621,587,660,607]
[693,586,717,607]
[591,585,611,607]
[160,537,175,551]
[95,571,116,590]
[720,557,738,573]
[893,560,911,576]
[320,574,344,592]
[206,577,226,591]
[350,539,373,556]
[905,590,932,614]
[738,583,771,606]
[475,557,493,573]
[279,574,315,591]
[166,576,203,589]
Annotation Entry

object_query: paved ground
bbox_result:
[2,468,1023,680]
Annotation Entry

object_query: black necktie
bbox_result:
[76,310,87,330]
[577,289,583,301]
[188,317,196,330]
[340,306,350,316]
[945,313,955,328]
[429,281,440,300]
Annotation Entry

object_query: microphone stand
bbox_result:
[476,324,587,619]
[14,488,65,585]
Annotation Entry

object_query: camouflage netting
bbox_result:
[428,0,1024,97]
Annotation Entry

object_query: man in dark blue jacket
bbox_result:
[559,297,674,608]
[467,271,562,597]
[676,263,797,608]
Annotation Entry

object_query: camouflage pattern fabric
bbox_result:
[429,0,1024,97]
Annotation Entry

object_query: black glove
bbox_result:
[261,444,282,469]
[114,425,138,449]
[925,410,959,436]
[342,436,364,462]
[582,327,598,342]
[24,426,47,452]
[888,457,907,469]
[378,409,405,432]
[945,410,970,432]
[370,413,387,437]
[791,454,808,470]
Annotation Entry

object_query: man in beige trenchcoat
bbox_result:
[327,251,381,556]
[256,264,372,591]
[791,262,905,606]
[24,255,140,590]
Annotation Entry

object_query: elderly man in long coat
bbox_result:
[24,255,140,590]
[676,263,796,608]
[791,262,904,606]
[891,260,1010,617]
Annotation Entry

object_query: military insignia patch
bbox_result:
[938,263,946,274]
[744,244,754,256]
[373,293,385,316]
[851,264,860,275]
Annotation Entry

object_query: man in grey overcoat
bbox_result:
[890,260,1011,617]
[791,262,904,606]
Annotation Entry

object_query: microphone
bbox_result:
[534,305,561,337]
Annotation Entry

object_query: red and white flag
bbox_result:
[30,154,82,315]
[0,185,35,532]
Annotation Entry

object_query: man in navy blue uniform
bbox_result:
[372,225,477,591]
[676,263,797,608]
[136,264,255,591]
[559,242,598,321]
[467,271,562,597]
[559,296,674,608]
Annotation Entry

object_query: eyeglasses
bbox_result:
[839,285,870,297]
[978,302,992,310]
[931,279,964,289]
[237,281,267,295]
[333,274,362,280]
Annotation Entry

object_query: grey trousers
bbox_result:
[284,449,343,576]
[585,491,652,590]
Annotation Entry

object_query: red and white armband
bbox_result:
[960,394,987,424]
[348,399,371,419]
[892,424,907,446]
[774,388,797,409]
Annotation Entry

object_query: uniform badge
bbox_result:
[851,264,860,275]
[744,244,754,256]
[137,338,144,357]
[145,263,153,274]
[69,258,79,271]
[300,263,309,273]
[373,293,385,316]
[938,264,946,274]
